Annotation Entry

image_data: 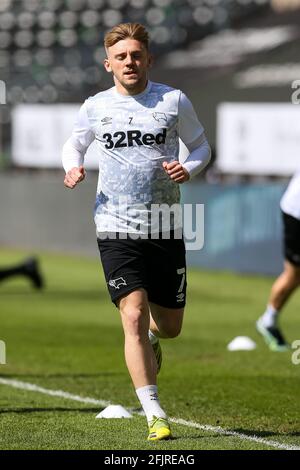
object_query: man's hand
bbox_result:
[162,161,190,184]
[64,165,86,189]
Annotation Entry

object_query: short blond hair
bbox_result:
[104,23,149,50]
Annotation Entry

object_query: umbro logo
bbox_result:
[101,116,112,126]
[176,293,185,302]
[108,277,127,289]
[150,392,158,401]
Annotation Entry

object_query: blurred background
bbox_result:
[0,0,300,275]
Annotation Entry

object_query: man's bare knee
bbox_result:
[121,305,145,333]
[119,290,149,336]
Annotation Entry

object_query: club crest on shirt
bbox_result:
[152,112,167,123]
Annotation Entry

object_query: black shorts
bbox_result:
[97,234,187,308]
[282,211,300,266]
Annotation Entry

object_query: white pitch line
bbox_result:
[1,377,299,451]
[0,378,110,408]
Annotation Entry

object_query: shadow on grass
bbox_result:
[232,428,300,438]
[174,434,220,441]
[0,289,108,301]
[169,425,300,443]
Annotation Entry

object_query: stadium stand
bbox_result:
[0,0,270,115]
[1,0,299,166]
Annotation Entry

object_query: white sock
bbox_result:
[148,330,158,345]
[261,304,279,328]
[136,385,167,422]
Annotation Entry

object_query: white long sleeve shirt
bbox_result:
[62,81,211,234]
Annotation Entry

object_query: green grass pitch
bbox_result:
[0,249,300,450]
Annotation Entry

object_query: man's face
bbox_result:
[104,38,152,95]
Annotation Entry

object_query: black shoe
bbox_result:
[23,258,44,289]
[256,318,289,351]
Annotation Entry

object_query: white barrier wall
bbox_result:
[12,104,100,169]
[0,172,285,275]
[11,104,189,169]
[217,103,300,175]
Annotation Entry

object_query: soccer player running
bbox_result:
[62,23,211,441]
[256,168,300,351]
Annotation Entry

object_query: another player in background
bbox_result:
[62,23,211,440]
[0,257,43,289]
[256,169,300,351]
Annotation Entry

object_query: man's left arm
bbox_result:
[163,92,211,183]
[181,133,211,179]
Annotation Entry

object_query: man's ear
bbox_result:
[103,58,112,73]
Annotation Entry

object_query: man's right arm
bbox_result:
[62,101,95,189]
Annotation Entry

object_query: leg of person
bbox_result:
[98,237,171,441]
[149,303,184,373]
[118,288,157,387]
[257,260,300,351]
[149,304,184,338]
[0,267,19,282]
[269,260,300,311]
[145,305,184,440]
[142,235,186,440]
[118,289,171,441]
[257,212,300,351]
[0,257,44,289]
[145,234,187,373]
